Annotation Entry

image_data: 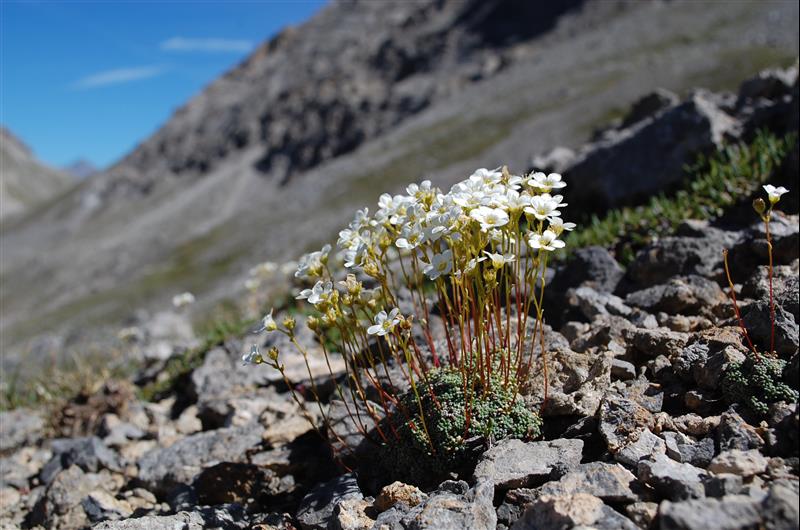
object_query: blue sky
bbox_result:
[1,0,327,169]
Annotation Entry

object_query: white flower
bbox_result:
[396,223,424,250]
[483,251,515,269]
[255,309,278,333]
[528,172,567,191]
[172,292,195,308]
[502,189,531,213]
[529,230,566,252]
[525,194,562,221]
[763,184,789,204]
[469,206,509,232]
[242,344,263,365]
[504,174,524,190]
[367,308,401,336]
[549,217,576,235]
[469,167,503,185]
[295,244,331,278]
[424,249,453,280]
[406,180,432,198]
[296,281,333,305]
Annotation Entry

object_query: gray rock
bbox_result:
[762,479,800,530]
[551,246,625,293]
[297,473,362,530]
[40,437,122,485]
[511,492,638,530]
[138,310,196,361]
[599,394,655,453]
[708,449,768,477]
[619,376,664,413]
[137,423,263,494]
[615,429,667,468]
[717,410,764,451]
[742,264,799,322]
[473,439,583,490]
[662,432,715,468]
[623,327,689,358]
[637,453,707,501]
[401,480,496,530]
[332,497,373,530]
[625,275,726,316]
[620,89,679,128]
[567,286,632,320]
[372,506,406,530]
[94,511,207,530]
[740,300,799,356]
[537,462,639,503]
[729,213,800,281]
[566,89,738,214]
[0,458,32,490]
[81,490,133,523]
[541,350,611,418]
[611,358,636,381]
[626,236,731,288]
[92,504,249,529]
[737,66,797,102]
[29,465,120,529]
[766,402,799,457]
[193,337,343,424]
[684,389,717,412]
[0,409,44,453]
[658,495,761,530]
[702,473,744,498]
[672,328,747,390]
[103,422,146,448]
[626,501,658,529]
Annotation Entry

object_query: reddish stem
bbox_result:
[722,249,758,357]
[765,218,776,355]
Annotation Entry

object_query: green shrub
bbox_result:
[375,366,541,486]
[721,354,797,416]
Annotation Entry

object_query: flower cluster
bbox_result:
[247,166,573,459]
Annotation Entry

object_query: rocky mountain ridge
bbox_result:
[0,127,74,221]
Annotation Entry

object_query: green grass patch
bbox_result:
[566,130,796,263]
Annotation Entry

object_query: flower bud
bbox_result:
[267,346,279,362]
[307,315,319,331]
[282,315,296,331]
[364,262,380,278]
[753,197,766,215]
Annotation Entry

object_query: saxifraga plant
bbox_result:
[243,166,572,481]
[720,184,798,416]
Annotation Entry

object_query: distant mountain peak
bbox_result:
[0,126,73,220]
[63,159,98,179]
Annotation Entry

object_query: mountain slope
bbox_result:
[0,128,73,220]
[1,0,798,358]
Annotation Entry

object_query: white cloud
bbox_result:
[71,66,165,89]
[160,37,253,53]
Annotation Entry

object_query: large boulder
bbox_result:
[565,90,738,214]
